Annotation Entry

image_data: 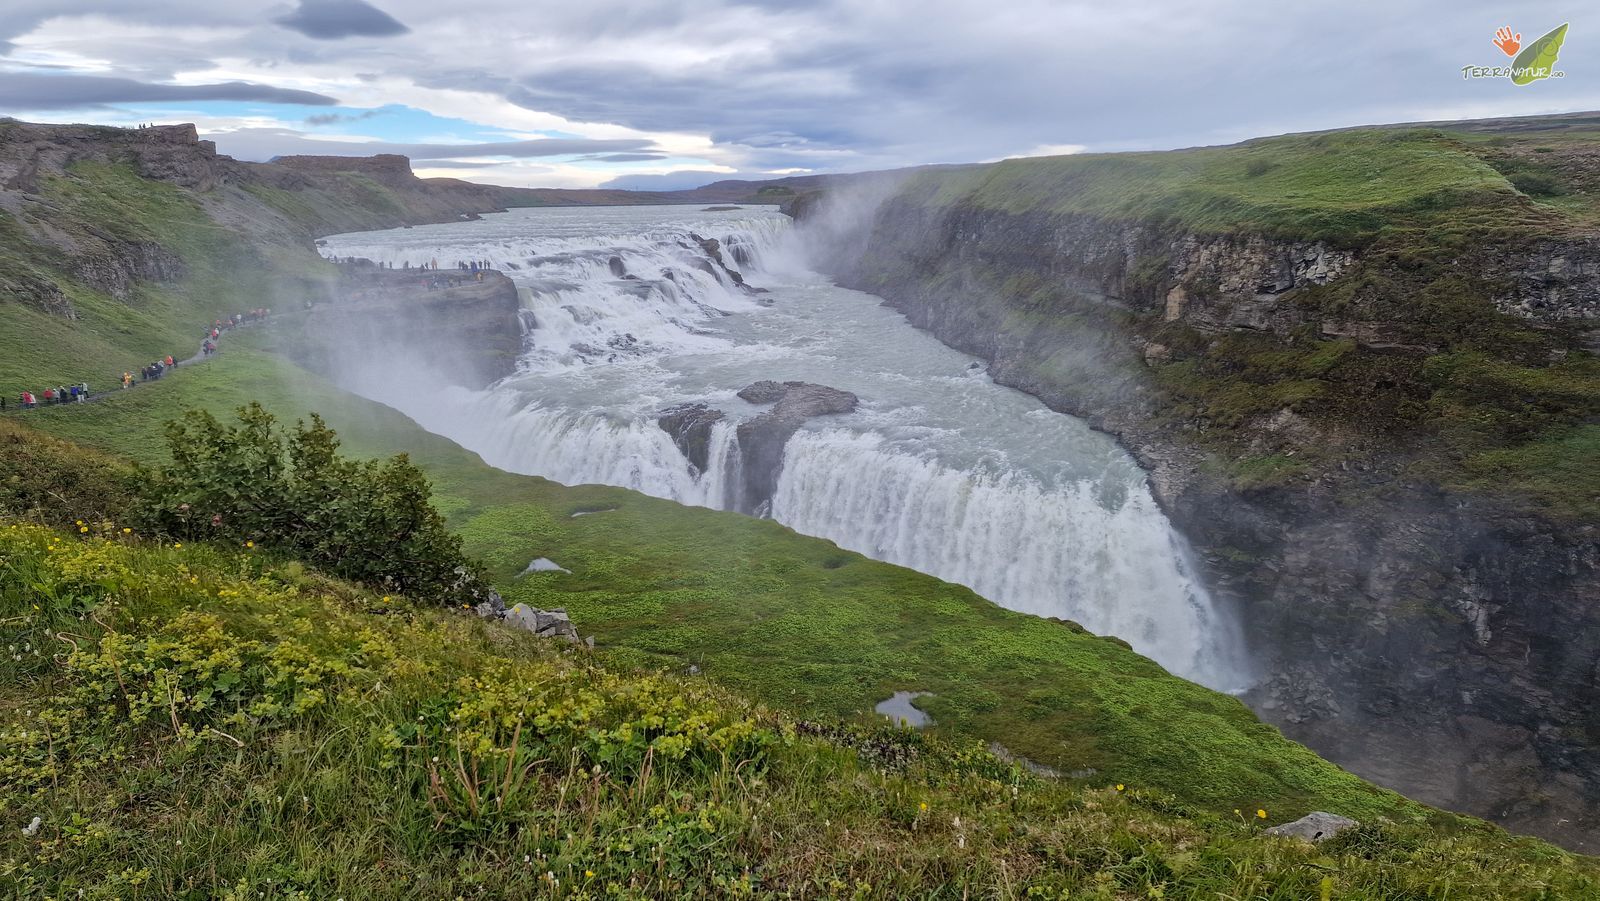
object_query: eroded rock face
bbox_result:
[816,194,1600,851]
[281,269,525,389]
[734,381,858,514]
[657,403,726,475]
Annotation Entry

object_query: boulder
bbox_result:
[733,381,859,514]
[1265,811,1358,843]
[658,403,726,474]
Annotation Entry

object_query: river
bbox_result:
[320,204,1249,691]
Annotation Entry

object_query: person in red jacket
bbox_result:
[165,354,175,367]
[41,387,54,404]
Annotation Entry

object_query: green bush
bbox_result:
[140,403,486,604]
[1507,170,1567,197]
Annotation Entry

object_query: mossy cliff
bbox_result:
[806,124,1600,849]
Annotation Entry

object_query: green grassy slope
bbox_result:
[902,129,1533,245]
[0,161,327,394]
[3,526,1596,898]
[23,349,1418,826]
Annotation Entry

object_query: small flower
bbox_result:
[79,526,88,533]
[122,528,131,534]
[245,541,254,548]
[1115,784,1125,792]
[918,802,927,811]
[1256,809,1267,820]
[585,870,595,879]
[174,543,182,549]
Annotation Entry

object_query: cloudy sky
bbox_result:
[0,1,1595,188]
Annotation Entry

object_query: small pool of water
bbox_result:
[875,691,933,728]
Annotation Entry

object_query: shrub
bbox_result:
[1507,170,1566,197]
[0,420,140,529]
[140,403,486,604]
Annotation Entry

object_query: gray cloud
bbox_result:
[4,0,1599,185]
[305,108,386,126]
[410,159,503,168]
[600,170,736,191]
[585,153,668,163]
[209,127,658,162]
[275,0,410,40]
[0,73,338,111]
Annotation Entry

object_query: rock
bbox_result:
[502,603,580,640]
[657,404,726,474]
[522,558,571,575]
[1142,342,1172,365]
[736,380,788,404]
[1265,812,1359,843]
[732,381,859,514]
[505,603,541,632]
[608,255,627,277]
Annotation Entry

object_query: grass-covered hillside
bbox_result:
[2,478,1596,897]
[901,129,1522,246]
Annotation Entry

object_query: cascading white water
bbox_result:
[321,205,1250,691]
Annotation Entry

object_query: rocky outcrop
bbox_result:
[0,119,514,322]
[71,240,187,299]
[734,381,857,514]
[814,194,1600,851]
[687,233,768,295]
[270,154,416,186]
[0,121,228,192]
[658,403,726,475]
[279,268,524,389]
[1266,812,1359,843]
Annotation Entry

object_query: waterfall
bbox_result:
[320,206,1250,692]
[771,429,1244,688]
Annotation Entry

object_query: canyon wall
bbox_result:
[811,190,1600,851]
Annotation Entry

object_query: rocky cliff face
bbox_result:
[276,268,525,390]
[813,194,1600,850]
[656,381,860,514]
[0,119,510,322]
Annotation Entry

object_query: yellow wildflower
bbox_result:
[1115,784,1125,792]
[122,528,132,534]
[1256,809,1267,820]
[919,802,927,811]
[245,541,254,548]
[79,526,88,533]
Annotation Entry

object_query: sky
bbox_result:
[0,1,1596,189]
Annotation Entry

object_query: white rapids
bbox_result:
[321,205,1251,691]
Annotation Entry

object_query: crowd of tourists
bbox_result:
[6,307,271,414]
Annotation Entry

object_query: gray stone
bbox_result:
[1265,811,1358,843]
[522,557,571,575]
[505,603,541,632]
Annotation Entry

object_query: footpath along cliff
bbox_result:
[800,123,1600,850]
